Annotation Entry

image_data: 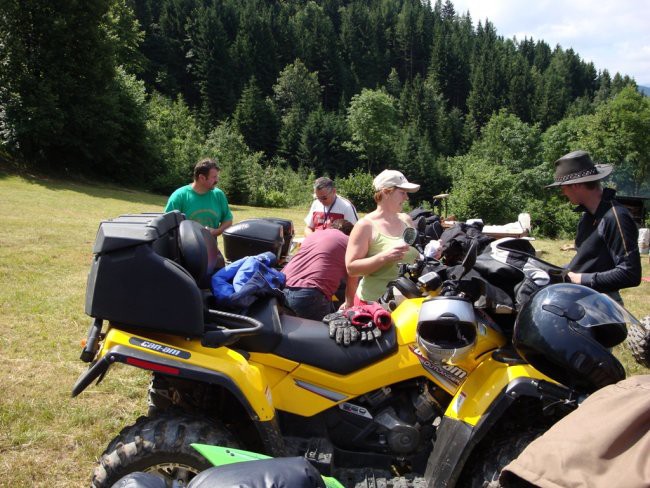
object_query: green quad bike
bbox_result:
[73,212,639,487]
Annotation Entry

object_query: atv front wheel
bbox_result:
[456,426,545,488]
[92,413,240,488]
[626,316,650,369]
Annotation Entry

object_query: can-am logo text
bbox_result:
[410,345,467,386]
[129,338,190,359]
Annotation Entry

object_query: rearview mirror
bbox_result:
[403,227,418,246]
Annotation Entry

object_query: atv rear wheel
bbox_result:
[626,316,650,369]
[456,426,545,488]
[92,413,240,488]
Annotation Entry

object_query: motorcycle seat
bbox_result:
[272,314,398,375]
[230,298,398,375]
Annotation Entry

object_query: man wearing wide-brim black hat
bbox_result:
[547,150,641,303]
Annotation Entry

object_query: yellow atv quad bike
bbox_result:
[73,212,636,487]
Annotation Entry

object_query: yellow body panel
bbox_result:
[267,373,340,415]
[392,297,426,345]
[101,328,276,421]
[250,308,508,417]
[249,352,299,373]
[444,356,555,426]
[245,347,428,416]
[248,353,298,390]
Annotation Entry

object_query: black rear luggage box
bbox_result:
[85,211,205,336]
[259,218,294,258]
[223,219,285,262]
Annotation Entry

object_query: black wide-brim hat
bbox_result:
[546,150,613,188]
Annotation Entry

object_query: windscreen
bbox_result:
[575,293,639,329]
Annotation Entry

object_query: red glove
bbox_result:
[362,302,393,331]
[344,306,380,341]
[345,306,373,327]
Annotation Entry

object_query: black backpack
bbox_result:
[409,207,445,244]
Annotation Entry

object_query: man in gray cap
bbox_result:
[547,150,641,303]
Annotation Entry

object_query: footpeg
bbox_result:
[304,438,333,475]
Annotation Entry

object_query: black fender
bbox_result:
[424,377,578,487]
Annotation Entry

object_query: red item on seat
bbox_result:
[345,306,373,328]
[364,302,393,331]
[345,302,393,331]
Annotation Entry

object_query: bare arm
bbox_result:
[304,206,315,236]
[209,219,232,237]
[342,275,359,309]
[567,271,582,284]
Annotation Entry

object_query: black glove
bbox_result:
[331,317,360,345]
[358,322,381,342]
[324,313,359,346]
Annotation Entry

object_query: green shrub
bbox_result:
[252,190,287,208]
[447,157,523,224]
[336,169,375,213]
[248,160,313,208]
[528,194,579,238]
[204,124,314,208]
[202,121,266,205]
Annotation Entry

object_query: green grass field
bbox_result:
[0,171,648,487]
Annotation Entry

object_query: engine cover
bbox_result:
[375,408,420,454]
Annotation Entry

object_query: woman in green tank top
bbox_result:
[345,170,421,303]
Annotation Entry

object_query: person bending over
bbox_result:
[283,219,357,320]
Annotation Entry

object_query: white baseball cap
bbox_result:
[373,169,420,192]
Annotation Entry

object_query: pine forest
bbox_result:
[1,0,648,235]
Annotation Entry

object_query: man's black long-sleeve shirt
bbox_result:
[568,188,641,298]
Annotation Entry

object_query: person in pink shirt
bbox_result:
[283,219,358,320]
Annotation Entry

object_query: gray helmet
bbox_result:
[416,297,477,363]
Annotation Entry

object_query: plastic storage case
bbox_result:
[222,219,285,262]
[259,218,294,258]
[84,211,206,336]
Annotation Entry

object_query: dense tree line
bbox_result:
[1,0,647,234]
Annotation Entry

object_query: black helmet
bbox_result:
[513,284,634,392]
[416,297,477,363]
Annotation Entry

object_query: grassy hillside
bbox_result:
[0,171,647,487]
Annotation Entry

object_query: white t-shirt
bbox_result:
[304,195,358,231]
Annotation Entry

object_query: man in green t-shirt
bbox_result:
[164,158,233,238]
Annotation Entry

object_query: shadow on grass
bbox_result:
[0,164,248,213]
[1,167,167,207]
[1,167,190,214]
